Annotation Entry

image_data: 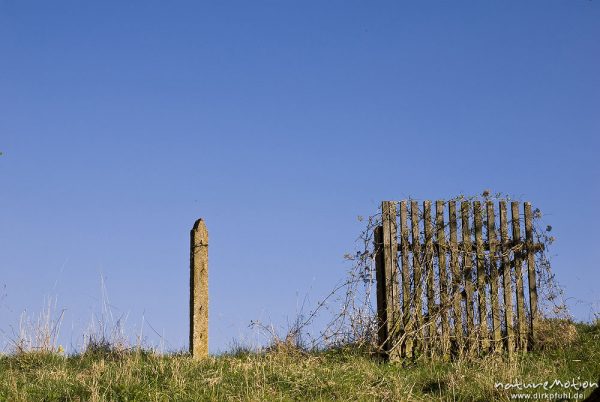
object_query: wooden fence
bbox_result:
[374,200,543,360]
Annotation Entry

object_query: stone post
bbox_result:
[190,218,208,359]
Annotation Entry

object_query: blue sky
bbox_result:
[1,1,598,353]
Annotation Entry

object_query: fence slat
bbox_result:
[511,202,527,351]
[374,226,387,356]
[524,202,539,349]
[382,201,401,360]
[436,200,450,358]
[486,201,502,352]
[461,201,475,352]
[423,201,435,354]
[399,201,413,357]
[448,201,464,351]
[411,200,424,352]
[474,201,490,352]
[499,201,515,356]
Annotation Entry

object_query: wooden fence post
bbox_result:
[376,201,401,360]
[190,218,209,359]
[499,202,515,356]
[511,202,527,351]
[473,201,490,351]
[486,201,502,353]
[460,201,476,353]
[423,201,435,355]
[448,201,464,352]
[399,201,413,357]
[435,200,450,359]
[411,201,424,353]
[524,202,539,349]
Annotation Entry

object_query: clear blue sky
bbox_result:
[1,1,598,353]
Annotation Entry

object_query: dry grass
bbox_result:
[0,322,598,401]
[535,318,579,351]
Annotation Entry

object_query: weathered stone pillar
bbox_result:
[190,218,208,359]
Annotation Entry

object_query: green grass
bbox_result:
[1,322,598,401]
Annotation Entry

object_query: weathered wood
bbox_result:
[436,200,450,358]
[374,198,543,359]
[411,200,424,351]
[382,201,401,360]
[524,202,539,349]
[374,226,388,357]
[461,201,475,351]
[486,201,502,352]
[511,202,527,351]
[190,218,209,359]
[448,201,464,350]
[473,201,490,351]
[499,202,515,356]
[423,201,435,354]
[399,201,413,357]
[396,240,540,253]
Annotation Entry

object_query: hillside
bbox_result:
[1,322,598,401]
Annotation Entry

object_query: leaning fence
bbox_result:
[374,200,543,360]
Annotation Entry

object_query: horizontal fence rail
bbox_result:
[374,200,543,360]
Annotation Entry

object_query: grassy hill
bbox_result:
[1,322,598,401]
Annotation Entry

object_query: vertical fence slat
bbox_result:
[511,202,527,351]
[461,201,475,352]
[473,201,490,351]
[436,200,450,358]
[499,201,515,356]
[374,226,387,356]
[449,201,464,351]
[411,200,424,352]
[399,201,413,357]
[486,201,502,352]
[524,202,539,349]
[382,201,401,360]
[423,201,435,354]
